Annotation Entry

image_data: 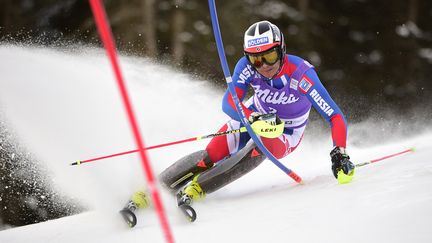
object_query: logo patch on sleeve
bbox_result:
[290,78,299,90]
[299,77,313,93]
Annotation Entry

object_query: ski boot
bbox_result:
[176,179,204,222]
[120,191,150,228]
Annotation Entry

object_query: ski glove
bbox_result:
[330,147,355,184]
[248,112,281,126]
[248,112,263,124]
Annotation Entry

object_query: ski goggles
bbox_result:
[245,47,280,68]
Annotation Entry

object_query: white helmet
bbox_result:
[243,20,286,56]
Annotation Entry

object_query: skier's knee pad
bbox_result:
[159,150,213,193]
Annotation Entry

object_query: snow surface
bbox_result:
[0,45,431,243]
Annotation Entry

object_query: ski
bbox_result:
[120,207,137,228]
[119,198,140,228]
[119,202,196,228]
[178,204,197,222]
[176,191,197,222]
[119,190,197,227]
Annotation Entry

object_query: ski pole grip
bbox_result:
[70,160,81,166]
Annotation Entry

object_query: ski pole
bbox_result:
[71,127,248,166]
[355,148,415,167]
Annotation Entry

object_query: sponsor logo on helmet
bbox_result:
[247,37,269,48]
[309,89,334,116]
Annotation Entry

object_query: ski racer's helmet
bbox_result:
[243,21,286,68]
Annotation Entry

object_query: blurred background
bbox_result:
[1,0,432,113]
[0,0,431,228]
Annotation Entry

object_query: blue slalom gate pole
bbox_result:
[207,0,303,184]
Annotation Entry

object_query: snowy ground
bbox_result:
[0,45,431,243]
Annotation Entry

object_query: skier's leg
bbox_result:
[180,125,307,201]
[196,141,265,194]
[178,118,256,201]
[260,126,305,159]
[159,150,213,193]
[158,119,248,193]
[205,120,251,163]
[177,141,263,203]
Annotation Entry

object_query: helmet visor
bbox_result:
[245,47,280,68]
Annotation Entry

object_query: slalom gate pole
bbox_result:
[71,127,248,166]
[355,148,415,167]
[207,0,303,184]
[88,1,174,242]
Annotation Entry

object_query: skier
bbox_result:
[121,20,355,225]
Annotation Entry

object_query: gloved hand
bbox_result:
[330,147,355,184]
[248,112,281,125]
[248,112,262,124]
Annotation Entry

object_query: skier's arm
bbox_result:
[221,59,254,121]
[298,69,347,148]
[299,68,355,182]
[222,88,253,121]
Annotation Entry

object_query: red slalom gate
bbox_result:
[88,1,174,242]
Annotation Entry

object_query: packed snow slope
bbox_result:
[0,45,431,243]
